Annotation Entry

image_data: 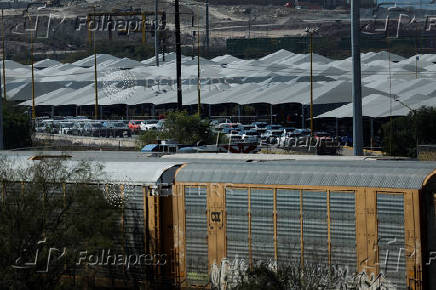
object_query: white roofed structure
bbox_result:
[0,50,431,117]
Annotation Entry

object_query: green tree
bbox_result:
[2,100,32,149]
[381,106,436,157]
[164,111,215,145]
[138,111,221,146]
[0,158,121,289]
[137,129,164,148]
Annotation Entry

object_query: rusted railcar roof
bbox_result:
[175,160,436,189]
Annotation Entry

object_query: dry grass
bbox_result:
[418,151,436,161]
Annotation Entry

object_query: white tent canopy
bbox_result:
[0,50,430,116]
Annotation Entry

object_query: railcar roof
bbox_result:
[175,160,436,190]
[1,151,435,189]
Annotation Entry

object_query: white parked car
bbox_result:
[225,130,243,144]
[263,129,284,144]
[140,119,159,131]
[59,121,74,135]
[216,122,241,131]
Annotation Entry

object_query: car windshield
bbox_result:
[256,123,267,128]
[245,131,257,135]
[92,123,103,128]
[61,122,73,127]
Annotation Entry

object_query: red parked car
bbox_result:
[128,120,144,132]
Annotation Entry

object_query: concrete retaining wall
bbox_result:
[33,133,137,150]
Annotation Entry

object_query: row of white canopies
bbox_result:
[2,49,435,117]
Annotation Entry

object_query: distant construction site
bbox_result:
[0,0,435,63]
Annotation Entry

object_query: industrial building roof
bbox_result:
[6,50,434,116]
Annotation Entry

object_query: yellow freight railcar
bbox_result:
[172,160,436,289]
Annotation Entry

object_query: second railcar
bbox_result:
[172,160,436,289]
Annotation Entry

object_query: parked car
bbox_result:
[252,121,267,129]
[35,119,52,133]
[156,119,166,131]
[209,120,220,127]
[313,131,333,142]
[242,130,259,144]
[239,124,255,131]
[266,124,283,131]
[106,121,132,138]
[128,120,144,133]
[217,122,241,131]
[263,129,284,144]
[83,122,106,137]
[140,119,159,131]
[282,127,296,134]
[225,131,243,144]
[51,121,61,134]
[59,122,74,135]
[252,122,268,135]
[71,121,87,136]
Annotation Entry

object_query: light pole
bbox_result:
[305,27,318,136]
[205,0,209,55]
[1,10,6,100]
[0,9,4,149]
[175,0,182,110]
[197,25,201,116]
[395,98,418,157]
[155,0,159,67]
[30,18,35,120]
[351,0,363,156]
[91,6,98,120]
[0,49,3,150]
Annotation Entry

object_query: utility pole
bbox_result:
[205,0,209,56]
[0,49,3,150]
[155,0,159,66]
[248,11,251,38]
[351,0,363,156]
[305,27,318,136]
[197,27,201,115]
[2,10,6,100]
[309,32,313,136]
[93,7,98,120]
[30,21,35,120]
[175,0,182,110]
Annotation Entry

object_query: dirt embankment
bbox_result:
[2,0,353,59]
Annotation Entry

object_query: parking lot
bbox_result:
[35,117,345,154]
